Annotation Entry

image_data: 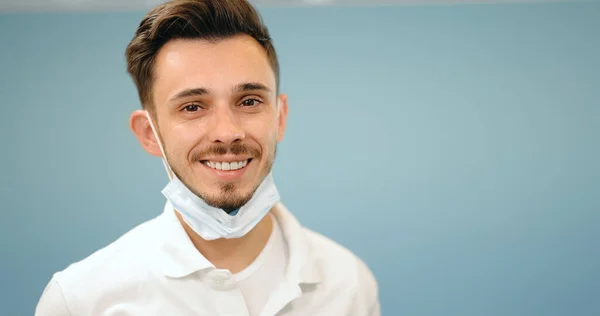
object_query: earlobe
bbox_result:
[130,110,163,157]
[276,94,289,142]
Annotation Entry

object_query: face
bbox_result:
[130,35,288,211]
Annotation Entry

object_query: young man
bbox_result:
[35,0,380,315]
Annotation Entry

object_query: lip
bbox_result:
[199,158,252,181]
[200,155,252,163]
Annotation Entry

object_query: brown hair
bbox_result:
[125,0,279,111]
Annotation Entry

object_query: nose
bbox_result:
[207,104,245,145]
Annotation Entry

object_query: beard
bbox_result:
[170,143,276,213]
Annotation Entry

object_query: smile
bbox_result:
[202,159,251,171]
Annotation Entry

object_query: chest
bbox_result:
[86,278,357,316]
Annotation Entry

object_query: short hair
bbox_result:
[125,0,279,111]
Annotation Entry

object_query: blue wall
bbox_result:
[1,2,599,315]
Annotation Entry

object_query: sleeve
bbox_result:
[357,258,381,316]
[368,298,381,316]
[35,277,72,316]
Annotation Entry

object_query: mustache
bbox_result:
[190,143,261,161]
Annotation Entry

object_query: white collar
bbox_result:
[157,201,321,286]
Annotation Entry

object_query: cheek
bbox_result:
[165,124,204,162]
[242,114,277,141]
[270,128,280,146]
[264,129,280,159]
[262,125,280,148]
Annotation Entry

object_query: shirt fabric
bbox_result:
[234,213,288,316]
[35,202,380,316]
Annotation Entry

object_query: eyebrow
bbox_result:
[233,82,272,93]
[169,82,272,102]
[170,87,209,101]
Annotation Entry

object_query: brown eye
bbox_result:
[183,104,200,112]
[241,98,262,107]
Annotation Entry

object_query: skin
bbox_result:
[130,35,288,273]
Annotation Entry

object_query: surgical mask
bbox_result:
[145,111,280,240]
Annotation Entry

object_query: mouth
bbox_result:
[200,158,252,171]
[198,158,253,181]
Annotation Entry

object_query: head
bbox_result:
[127,0,288,212]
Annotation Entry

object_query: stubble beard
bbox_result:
[170,146,276,213]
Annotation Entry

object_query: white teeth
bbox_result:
[206,160,248,171]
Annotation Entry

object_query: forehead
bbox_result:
[152,35,276,106]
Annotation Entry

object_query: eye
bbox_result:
[240,98,263,107]
[183,103,201,112]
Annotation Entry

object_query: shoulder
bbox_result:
[274,202,380,313]
[302,227,380,314]
[36,215,164,315]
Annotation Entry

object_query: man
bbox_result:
[35,0,380,315]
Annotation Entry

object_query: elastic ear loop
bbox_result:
[145,111,174,180]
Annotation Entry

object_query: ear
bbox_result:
[130,110,163,157]
[276,94,289,143]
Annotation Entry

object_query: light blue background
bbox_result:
[1,2,599,315]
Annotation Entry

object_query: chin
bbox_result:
[190,183,250,209]
[207,193,252,211]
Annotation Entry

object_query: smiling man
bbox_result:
[35,0,380,315]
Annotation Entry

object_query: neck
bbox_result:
[175,209,274,274]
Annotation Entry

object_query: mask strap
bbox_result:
[145,111,174,180]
